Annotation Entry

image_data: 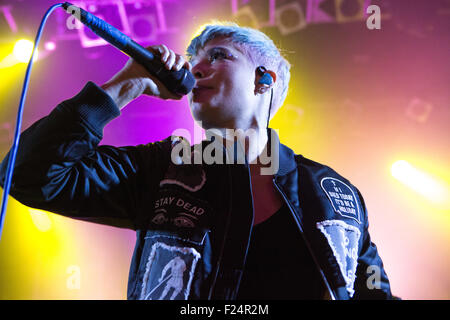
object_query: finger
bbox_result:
[150,75,183,100]
[171,93,184,100]
[148,45,163,56]
[185,60,192,71]
[161,87,183,100]
[160,44,170,63]
[147,45,168,64]
[173,55,186,71]
[165,49,176,70]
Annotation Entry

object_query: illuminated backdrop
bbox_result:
[0,0,449,299]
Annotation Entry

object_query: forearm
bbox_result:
[101,75,145,110]
[99,44,191,109]
[1,81,118,169]
[0,82,130,218]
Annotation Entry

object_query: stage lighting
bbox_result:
[232,6,260,29]
[405,98,433,123]
[306,0,335,23]
[335,0,366,23]
[129,14,157,43]
[13,39,38,63]
[276,1,307,36]
[44,41,56,51]
[391,160,447,205]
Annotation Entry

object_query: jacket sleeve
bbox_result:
[352,188,393,299]
[0,81,165,230]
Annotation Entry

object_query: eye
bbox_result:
[208,48,233,63]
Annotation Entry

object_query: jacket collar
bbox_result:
[191,127,297,177]
[267,128,297,177]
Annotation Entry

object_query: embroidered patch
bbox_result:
[140,242,201,300]
[151,189,211,229]
[316,220,361,298]
[160,162,206,192]
[320,177,361,224]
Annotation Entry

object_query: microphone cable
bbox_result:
[0,3,64,241]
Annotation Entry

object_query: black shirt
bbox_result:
[237,203,326,299]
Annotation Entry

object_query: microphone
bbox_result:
[62,2,195,95]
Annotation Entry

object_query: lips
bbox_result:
[192,85,214,96]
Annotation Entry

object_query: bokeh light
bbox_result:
[391,160,448,205]
[12,39,38,63]
[44,41,56,51]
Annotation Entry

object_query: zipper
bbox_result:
[208,156,254,300]
[273,178,336,300]
[207,164,233,300]
[235,163,254,296]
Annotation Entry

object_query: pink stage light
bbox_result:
[44,41,56,51]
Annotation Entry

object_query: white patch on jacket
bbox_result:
[316,220,361,297]
[140,242,201,300]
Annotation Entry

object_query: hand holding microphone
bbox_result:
[101,45,192,109]
[62,2,195,108]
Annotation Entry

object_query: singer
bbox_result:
[0,23,392,300]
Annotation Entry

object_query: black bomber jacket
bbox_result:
[0,81,393,300]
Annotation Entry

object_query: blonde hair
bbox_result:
[187,22,291,113]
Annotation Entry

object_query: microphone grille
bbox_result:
[176,69,195,95]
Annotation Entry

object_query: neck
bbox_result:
[204,125,269,164]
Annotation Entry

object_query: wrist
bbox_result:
[101,78,144,110]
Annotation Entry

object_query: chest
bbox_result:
[250,174,284,225]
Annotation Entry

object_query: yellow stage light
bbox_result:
[12,39,38,63]
[391,160,448,205]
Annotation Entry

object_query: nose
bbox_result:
[191,60,212,80]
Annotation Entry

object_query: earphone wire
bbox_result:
[266,87,273,129]
[265,87,273,159]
